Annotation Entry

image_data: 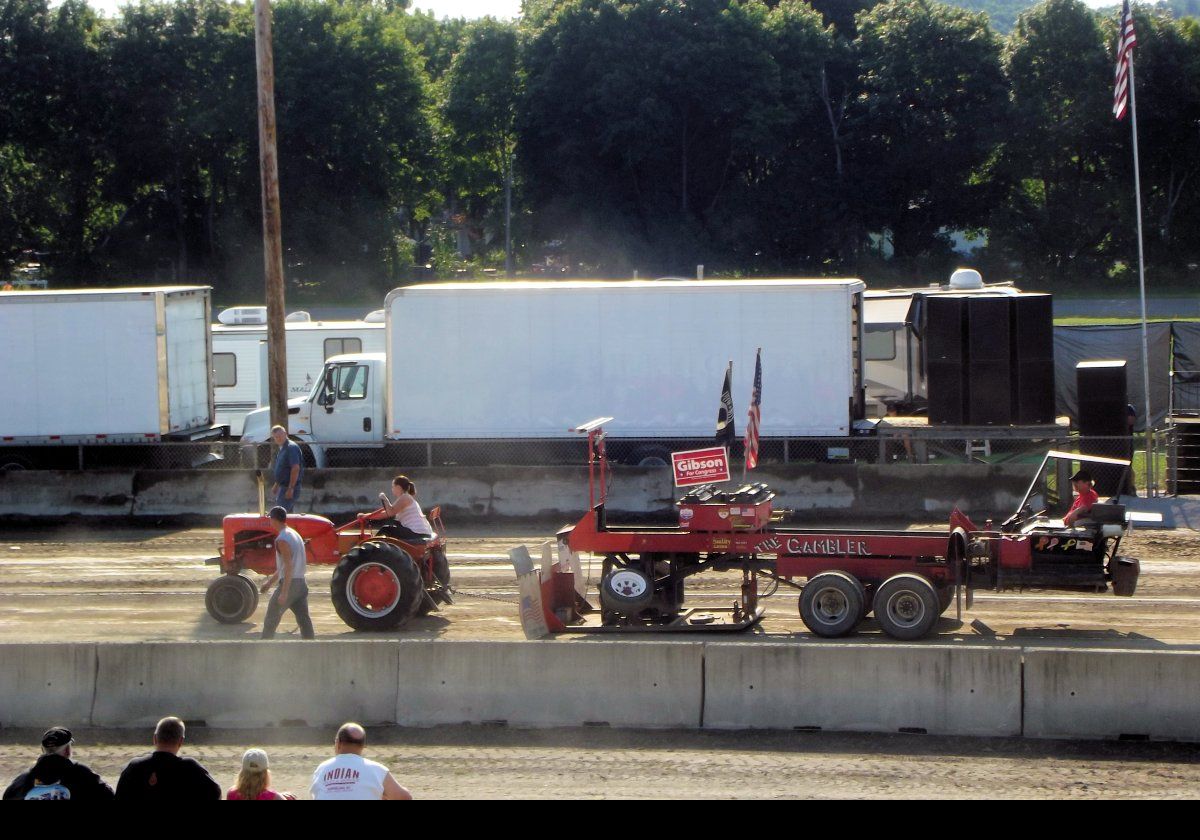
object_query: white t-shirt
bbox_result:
[396,497,434,537]
[310,753,390,800]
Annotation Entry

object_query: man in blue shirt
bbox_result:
[270,425,303,512]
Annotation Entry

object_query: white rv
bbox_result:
[211,312,385,435]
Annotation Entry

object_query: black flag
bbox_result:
[716,361,735,446]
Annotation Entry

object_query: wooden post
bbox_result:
[254,0,288,429]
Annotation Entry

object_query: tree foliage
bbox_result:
[2,0,1200,292]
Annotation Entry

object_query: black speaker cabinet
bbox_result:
[928,360,967,425]
[1077,361,1128,437]
[967,360,1012,425]
[1012,361,1057,424]
[1011,293,1054,361]
[966,296,1011,362]
[924,296,968,363]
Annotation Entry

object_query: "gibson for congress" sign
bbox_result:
[671,446,731,487]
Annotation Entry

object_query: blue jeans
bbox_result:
[274,487,301,513]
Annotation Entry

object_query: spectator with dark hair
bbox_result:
[259,505,315,640]
[115,717,221,801]
[310,722,412,800]
[3,727,114,800]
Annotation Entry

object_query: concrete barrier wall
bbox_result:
[91,642,400,728]
[1024,649,1200,741]
[393,640,704,729]
[0,644,97,727]
[11,641,1200,740]
[0,472,133,517]
[702,643,1023,736]
[0,463,1032,522]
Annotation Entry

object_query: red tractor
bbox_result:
[206,508,451,631]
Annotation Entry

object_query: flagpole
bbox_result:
[1128,54,1154,496]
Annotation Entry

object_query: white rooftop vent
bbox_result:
[363,309,386,323]
[285,310,312,323]
[217,305,267,325]
[948,268,983,290]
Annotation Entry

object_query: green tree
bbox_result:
[991,0,1118,280]
[851,0,1009,264]
[444,18,521,269]
[1125,10,1200,266]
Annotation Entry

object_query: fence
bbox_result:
[0,432,1168,493]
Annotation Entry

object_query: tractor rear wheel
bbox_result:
[799,572,864,638]
[331,541,422,631]
[205,574,258,624]
[875,574,940,640]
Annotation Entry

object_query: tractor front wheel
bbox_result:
[331,541,422,631]
[205,574,259,624]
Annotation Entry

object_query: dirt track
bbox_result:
[2,725,1199,799]
[3,523,1200,798]
[0,524,1198,646]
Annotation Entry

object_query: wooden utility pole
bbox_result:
[254,0,288,429]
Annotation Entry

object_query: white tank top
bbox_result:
[396,496,433,536]
[310,754,390,800]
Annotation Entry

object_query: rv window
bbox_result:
[324,338,363,360]
[864,330,897,361]
[213,353,237,387]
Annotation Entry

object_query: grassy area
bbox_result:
[1054,316,1200,326]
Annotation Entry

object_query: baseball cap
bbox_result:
[41,727,73,750]
[242,748,270,773]
[1070,469,1094,483]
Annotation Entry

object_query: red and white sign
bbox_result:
[672,446,731,487]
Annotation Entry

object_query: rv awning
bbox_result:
[863,296,913,332]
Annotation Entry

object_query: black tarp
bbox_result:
[1171,322,1200,413]
[1053,323,1171,430]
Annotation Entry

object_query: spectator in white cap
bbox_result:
[227,748,289,800]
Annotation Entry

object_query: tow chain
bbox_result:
[444,585,521,606]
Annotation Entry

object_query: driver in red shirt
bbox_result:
[1063,468,1100,527]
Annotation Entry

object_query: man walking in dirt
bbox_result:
[260,505,315,640]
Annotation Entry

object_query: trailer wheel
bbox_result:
[875,574,939,640]
[331,541,422,631]
[799,572,864,638]
[600,567,655,617]
[205,574,258,624]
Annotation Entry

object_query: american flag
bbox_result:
[1113,0,1137,121]
[745,349,762,470]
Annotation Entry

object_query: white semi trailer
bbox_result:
[241,279,866,466]
[0,286,224,468]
